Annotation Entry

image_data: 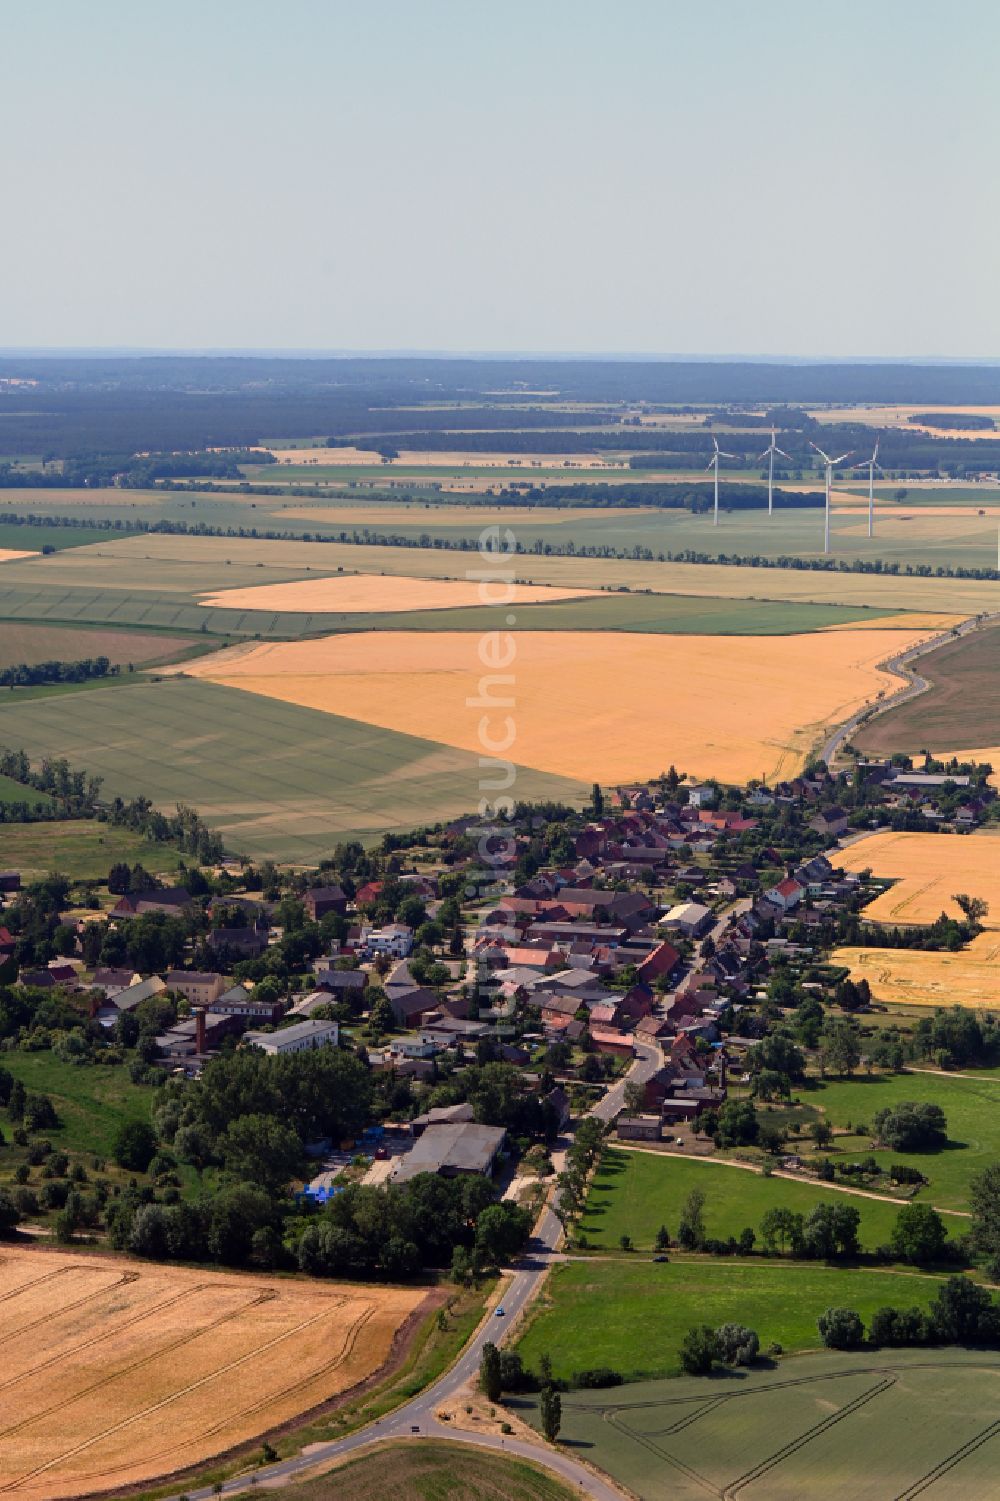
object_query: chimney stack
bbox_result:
[195,1008,206,1053]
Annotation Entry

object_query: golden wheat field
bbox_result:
[838,830,1000,928]
[832,931,1000,1009]
[199,573,598,613]
[0,1246,426,1500]
[184,624,936,784]
[935,747,1000,787]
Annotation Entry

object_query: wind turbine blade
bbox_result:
[704,457,716,473]
[774,447,792,460]
[712,436,721,454]
[757,448,771,462]
[809,441,832,463]
[831,451,852,465]
[718,449,736,459]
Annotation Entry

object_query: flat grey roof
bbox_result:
[391,1122,505,1182]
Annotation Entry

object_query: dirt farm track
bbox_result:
[0,1247,426,1500]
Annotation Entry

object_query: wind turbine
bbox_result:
[809,441,852,555]
[704,435,735,527]
[852,439,883,539]
[759,426,792,517]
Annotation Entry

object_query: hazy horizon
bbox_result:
[4,0,999,358]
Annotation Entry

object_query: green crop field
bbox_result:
[330,593,902,636]
[798,1070,1000,1213]
[0,532,914,640]
[577,1148,960,1251]
[0,820,185,881]
[514,1348,1000,1501]
[516,1259,945,1384]
[0,521,114,552]
[235,1442,578,1501]
[0,677,586,861]
[65,532,995,615]
[856,620,1000,755]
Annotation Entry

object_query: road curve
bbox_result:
[160,1054,658,1501]
[820,611,998,768]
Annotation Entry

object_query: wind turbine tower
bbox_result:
[809,441,852,555]
[853,439,883,539]
[705,435,736,527]
[759,426,792,516]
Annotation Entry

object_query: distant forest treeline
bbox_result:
[0,451,271,488]
[6,355,1000,457]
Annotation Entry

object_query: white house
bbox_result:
[363,923,414,958]
[244,1018,340,1055]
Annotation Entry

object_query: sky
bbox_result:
[3,0,999,358]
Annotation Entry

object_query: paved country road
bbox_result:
[820,610,999,768]
[161,1060,654,1501]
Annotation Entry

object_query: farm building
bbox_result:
[390,1122,506,1184]
[616,1115,663,1142]
[661,901,713,938]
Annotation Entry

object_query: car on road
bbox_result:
[495,1306,505,1317]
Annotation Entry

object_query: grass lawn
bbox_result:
[231,1442,577,1501]
[516,1258,947,1384]
[578,1148,948,1252]
[0,772,53,807]
[802,1069,1000,1212]
[0,819,185,882]
[1,1051,157,1159]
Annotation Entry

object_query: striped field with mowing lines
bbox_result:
[0,677,586,861]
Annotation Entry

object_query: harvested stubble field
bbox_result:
[0,624,193,670]
[198,573,598,613]
[0,1246,427,1500]
[833,930,1000,1009]
[0,549,38,563]
[838,830,1000,928]
[184,623,942,785]
[516,1348,1000,1501]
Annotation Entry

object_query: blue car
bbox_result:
[495,1306,506,1317]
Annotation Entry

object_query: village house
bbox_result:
[209,983,285,1025]
[302,884,348,920]
[165,970,225,1007]
[111,887,192,918]
[207,925,269,959]
[767,877,805,913]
